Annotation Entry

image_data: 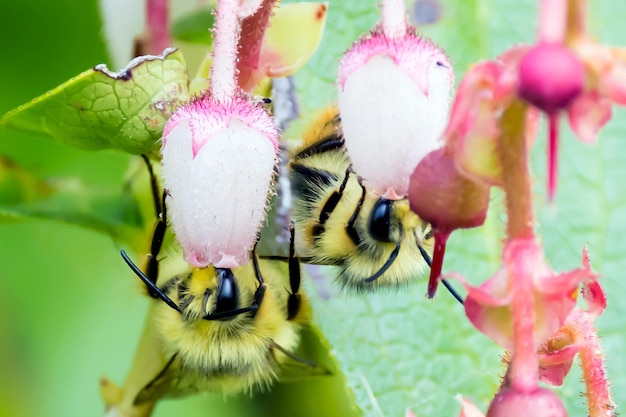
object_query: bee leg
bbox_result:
[248,251,267,318]
[140,155,169,295]
[287,224,302,320]
[270,341,318,369]
[133,353,179,405]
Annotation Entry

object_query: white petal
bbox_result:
[338,55,451,197]
[162,119,276,268]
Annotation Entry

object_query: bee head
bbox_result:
[368,198,402,243]
[213,268,241,321]
[178,267,242,322]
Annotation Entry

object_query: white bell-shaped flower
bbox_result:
[161,95,278,268]
[337,31,454,199]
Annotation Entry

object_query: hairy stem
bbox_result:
[499,101,538,391]
[381,0,406,38]
[571,310,616,417]
[210,0,241,101]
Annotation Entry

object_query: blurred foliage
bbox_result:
[0,1,625,417]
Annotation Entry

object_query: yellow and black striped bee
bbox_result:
[120,159,312,404]
[290,108,461,302]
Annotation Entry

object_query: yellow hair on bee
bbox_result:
[290,107,434,292]
[134,258,309,403]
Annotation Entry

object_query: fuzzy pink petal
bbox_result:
[566,91,613,144]
[493,45,531,103]
[445,61,501,139]
[582,281,607,319]
[452,97,502,186]
[600,53,626,105]
[538,343,580,386]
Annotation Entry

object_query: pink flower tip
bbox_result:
[161,94,278,268]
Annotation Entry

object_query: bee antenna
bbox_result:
[417,245,465,305]
[363,240,401,283]
[121,250,182,313]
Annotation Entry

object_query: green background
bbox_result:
[0,1,624,417]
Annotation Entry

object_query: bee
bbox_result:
[290,108,462,302]
[120,159,311,404]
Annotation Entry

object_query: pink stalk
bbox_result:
[426,229,450,299]
[538,0,567,43]
[547,113,559,202]
[381,0,407,38]
[210,0,241,101]
[499,101,538,391]
[146,0,170,54]
[570,310,616,417]
[508,255,538,391]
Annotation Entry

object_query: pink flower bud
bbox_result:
[409,148,490,231]
[338,30,454,198]
[161,94,278,268]
[486,387,567,417]
[518,42,584,115]
[408,148,490,297]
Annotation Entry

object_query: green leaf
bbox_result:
[172,8,216,45]
[1,48,190,156]
[291,1,626,416]
[0,157,146,251]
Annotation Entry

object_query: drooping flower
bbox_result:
[536,273,616,417]
[161,94,278,268]
[337,0,454,199]
[408,148,490,298]
[459,240,599,351]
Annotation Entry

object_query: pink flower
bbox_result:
[536,275,616,417]
[161,94,278,268]
[444,47,539,187]
[459,239,598,350]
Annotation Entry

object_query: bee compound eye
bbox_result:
[215,268,240,318]
[368,198,394,243]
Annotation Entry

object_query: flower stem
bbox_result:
[572,310,617,417]
[565,0,588,43]
[210,0,241,101]
[381,0,406,38]
[499,101,538,391]
[146,0,170,55]
[539,0,567,43]
[499,100,535,239]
